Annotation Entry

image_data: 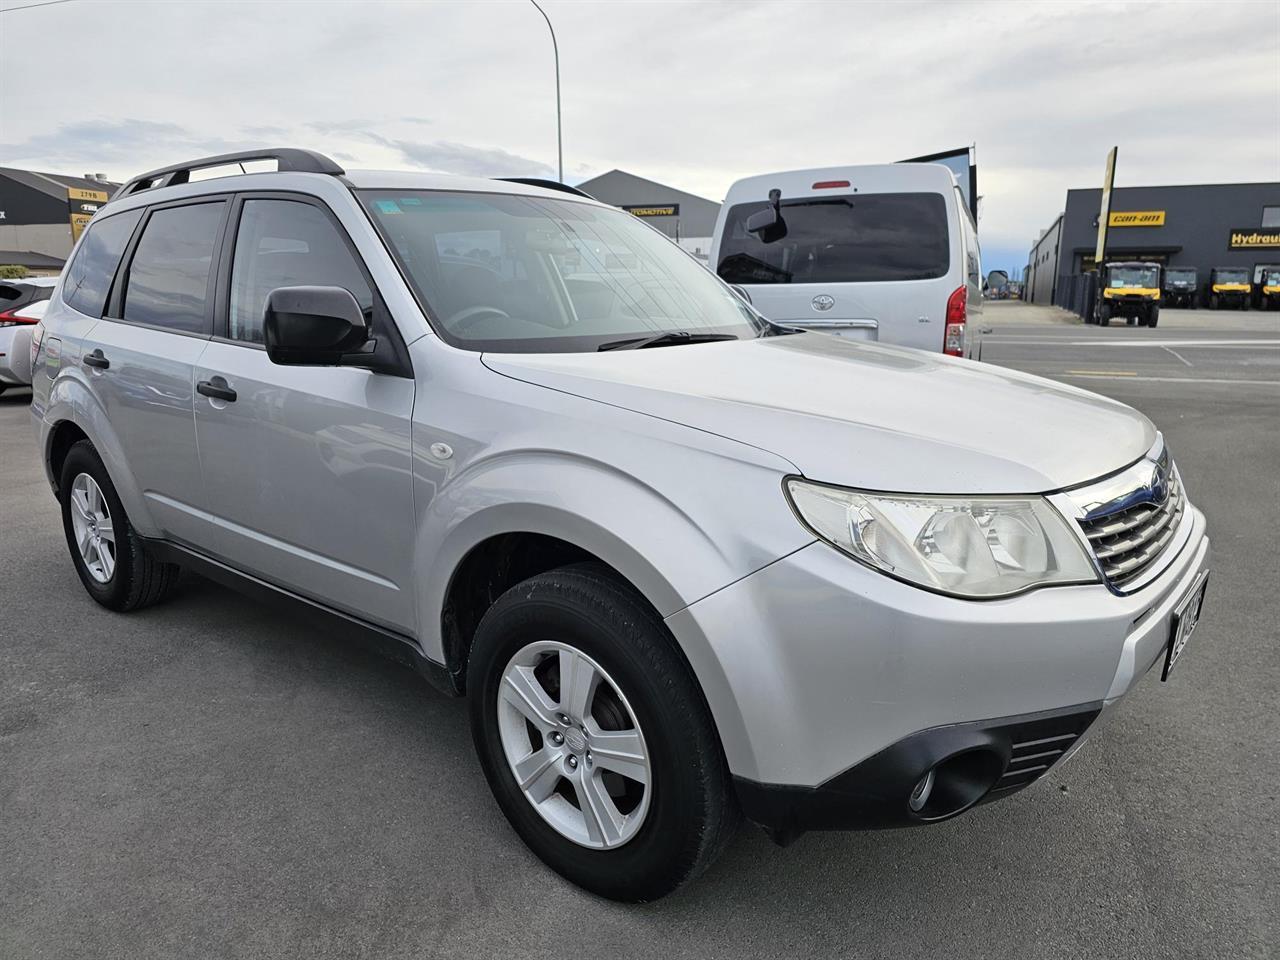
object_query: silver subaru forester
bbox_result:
[31,150,1211,901]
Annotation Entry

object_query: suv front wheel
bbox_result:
[468,563,738,901]
[58,439,181,611]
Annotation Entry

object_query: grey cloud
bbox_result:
[0,119,262,175]
[391,139,554,179]
[306,118,380,135]
[242,124,289,138]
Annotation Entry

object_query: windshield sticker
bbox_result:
[374,199,402,215]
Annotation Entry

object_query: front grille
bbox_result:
[985,709,1099,798]
[1077,471,1186,587]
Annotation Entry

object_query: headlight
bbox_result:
[784,479,1098,598]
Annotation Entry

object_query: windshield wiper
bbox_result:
[597,331,739,352]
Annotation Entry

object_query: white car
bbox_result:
[0,277,58,392]
[710,163,982,356]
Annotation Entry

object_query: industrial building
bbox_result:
[575,169,721,259]
[1026,181,1280,305]
[0,167,120,273]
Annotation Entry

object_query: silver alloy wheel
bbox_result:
[69,473,116,584]
[497,640,651,849]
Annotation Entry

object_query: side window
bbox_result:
[62,208,143,318]
[228,199,373,343]
[122,202,224,333]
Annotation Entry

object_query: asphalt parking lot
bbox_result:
[2,302,1277,960]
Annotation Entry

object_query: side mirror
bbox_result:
[263,286,371,366]
[745,187,787,244]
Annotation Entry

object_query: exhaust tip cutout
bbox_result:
[907,749,1004,821]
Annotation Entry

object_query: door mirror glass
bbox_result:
[263,285,371,366]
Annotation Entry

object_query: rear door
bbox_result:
[80,198,227,544]
[716,191,954,352]
[193,193,416,632]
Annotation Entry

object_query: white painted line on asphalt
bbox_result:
[1163,346,1194,368]
[984,338,1280,347]
[1061,373,1280,386]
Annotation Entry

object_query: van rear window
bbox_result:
[717,192,949,285]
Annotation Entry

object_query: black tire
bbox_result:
[59,440,181,611]
[468,563,737,902]
[1148,306,1159,328]
[1209,294,1219,310]
[1098,303,1111,326]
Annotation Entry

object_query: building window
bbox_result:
[1263,206,1280,228]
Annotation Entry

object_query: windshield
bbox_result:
[717,192,949,285]
[1165,268,1196,283]
[1216,269,1249,284]
[1264,270,1280,285]
[359,190,765,352]
[1107,265,1159,288]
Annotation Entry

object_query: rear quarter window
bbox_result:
[717,191,950,284]
[61,208,143,318]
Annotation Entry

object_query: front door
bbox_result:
[193,195,416,633]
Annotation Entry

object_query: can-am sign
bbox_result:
[1108,210,1165,227]
[1229,228,1280,249]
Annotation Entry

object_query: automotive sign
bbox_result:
[68,186,109,242]
[622,204,679,217]
[1229,228,1280,249]
[1109,210,1165,227]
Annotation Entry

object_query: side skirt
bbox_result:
[141,537,459,697]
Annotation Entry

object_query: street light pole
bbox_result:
[529,0,563,183]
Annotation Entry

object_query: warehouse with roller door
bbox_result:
[1026,181,1280,307]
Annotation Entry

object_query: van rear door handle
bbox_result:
[197,376,237,403]
[83,349,110,370]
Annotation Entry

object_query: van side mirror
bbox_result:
[745,188,787,244]
[263,286,371,367]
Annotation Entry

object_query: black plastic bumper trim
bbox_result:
[734,702,1102,841]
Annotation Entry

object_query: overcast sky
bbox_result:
[2,0,1277,272]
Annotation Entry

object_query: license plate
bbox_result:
[1162,572,1209,681]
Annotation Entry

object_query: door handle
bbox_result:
[196,376,237,403]
[83,349,110,370]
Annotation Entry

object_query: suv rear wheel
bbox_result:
[468,563,737,901]
[59,440,181,611]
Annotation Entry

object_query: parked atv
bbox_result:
[1096,261,1161,327]
[1205,267,1250,310]
[1251,264,1280,310]
[1255,267,1280,311]
[1162,267,1198,308]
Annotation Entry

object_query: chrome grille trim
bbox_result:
[1068,446,1188,590]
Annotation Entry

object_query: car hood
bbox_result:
[482,334,1156,493]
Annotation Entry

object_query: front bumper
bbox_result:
[734,703,1100,838]
[666,506,1209,830]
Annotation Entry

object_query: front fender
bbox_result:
[414,445,810,663]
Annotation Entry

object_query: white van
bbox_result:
[710,164,982,356]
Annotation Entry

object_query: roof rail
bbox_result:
[495,177,595,200]
[112,148,345,201]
